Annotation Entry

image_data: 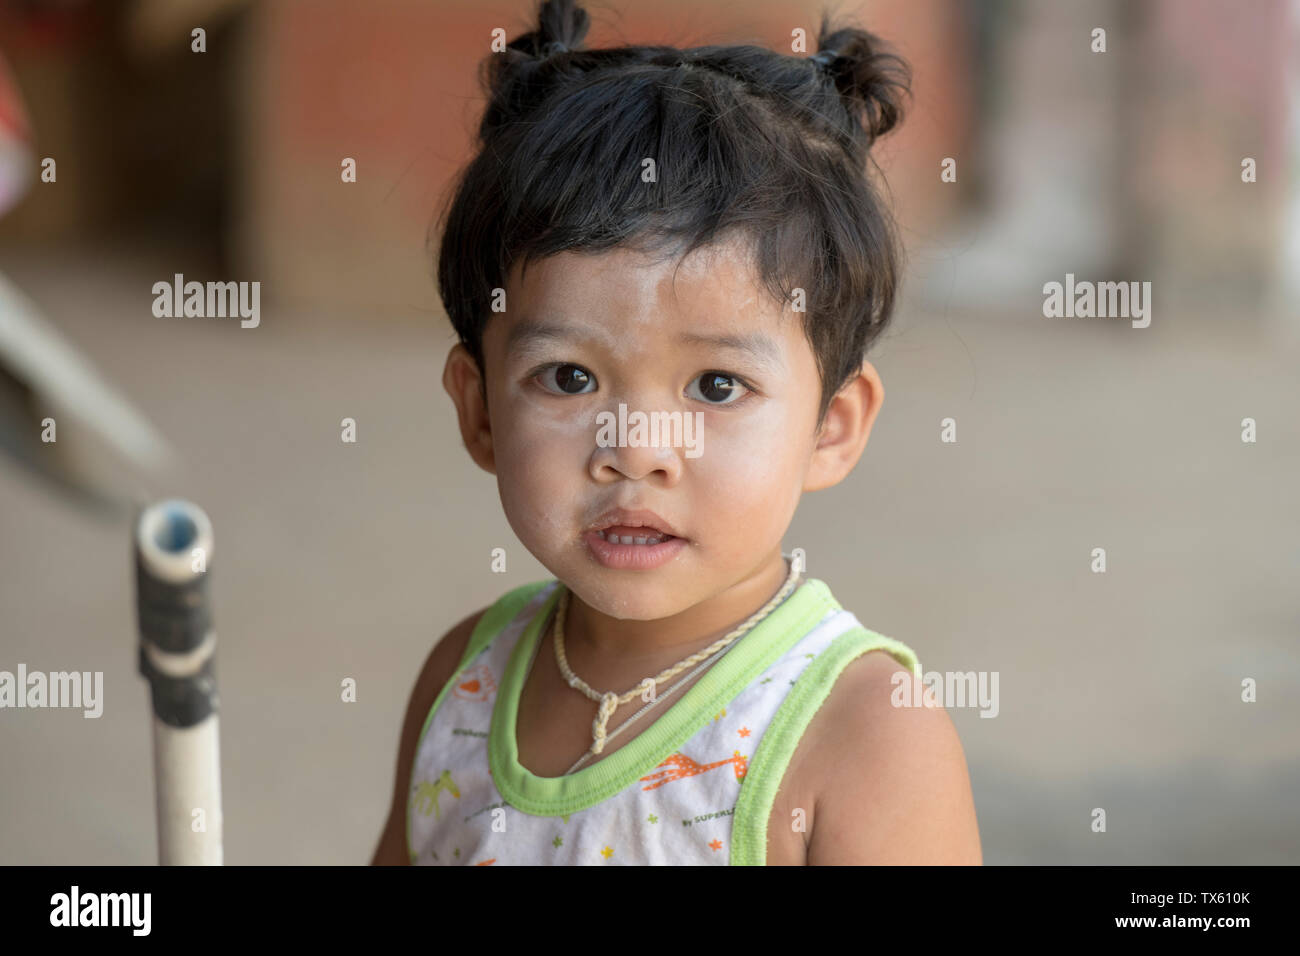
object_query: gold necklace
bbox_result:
[553,558,802,772]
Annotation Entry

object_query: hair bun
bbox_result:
[815,17,911,146]
[480,0,592,138]
[527,0,591,59]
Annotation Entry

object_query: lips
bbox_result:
[583,513,688,570]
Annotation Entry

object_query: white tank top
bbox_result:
[406,573,920,865]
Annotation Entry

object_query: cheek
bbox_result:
[491,398,595,546]
[690,401,809,533]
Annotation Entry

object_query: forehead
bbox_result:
[499,236,790,345]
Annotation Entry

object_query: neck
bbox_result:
[559,550,794,681]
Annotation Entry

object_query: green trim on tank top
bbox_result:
[729,624,922,865]
[487,577,839,817]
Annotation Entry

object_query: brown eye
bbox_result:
[688,372,747,405]
[539,363,595,394]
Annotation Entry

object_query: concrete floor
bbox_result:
[1,245,1297,864]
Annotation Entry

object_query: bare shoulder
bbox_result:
[369,604,489,865]
[804,648,982,865]
[409,606,489,725]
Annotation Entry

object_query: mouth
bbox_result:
[583,509,687,569]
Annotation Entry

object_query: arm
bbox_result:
[806,652,982,865]
[369,607,487,865]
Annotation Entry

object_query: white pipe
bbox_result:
[134,499,223,866]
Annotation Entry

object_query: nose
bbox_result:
[587,405,685,486]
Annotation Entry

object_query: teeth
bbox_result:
[598,530,665,545]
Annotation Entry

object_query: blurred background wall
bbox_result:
[0,0,1296,864]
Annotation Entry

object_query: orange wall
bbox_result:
[238,0,970,316]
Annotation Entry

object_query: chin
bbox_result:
[570,586,686,622]
[551,558,697,622]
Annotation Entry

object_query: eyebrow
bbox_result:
[506,319,785,370]
[678,330,785,369]
[505,320,604,353]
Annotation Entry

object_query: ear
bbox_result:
[442,344,496,475]
[803,359,883,492]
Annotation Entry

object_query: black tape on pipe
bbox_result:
[134,550,212,654]
[138,646,218,727]
[134,499,218,727]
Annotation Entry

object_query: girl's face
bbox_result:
[448,236,879,622]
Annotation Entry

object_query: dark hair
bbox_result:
[435,0,911,426]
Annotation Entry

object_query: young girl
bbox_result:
[372,0,981,865]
